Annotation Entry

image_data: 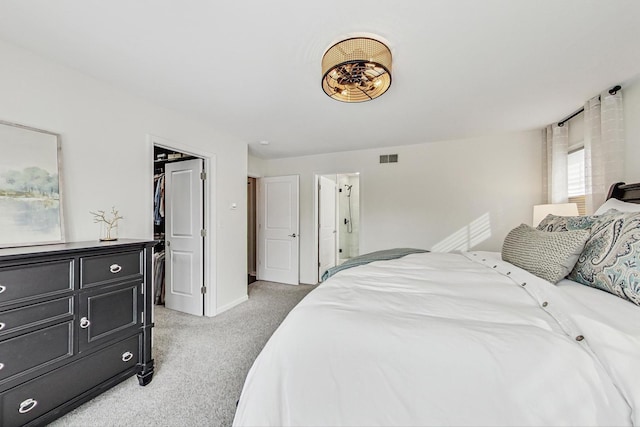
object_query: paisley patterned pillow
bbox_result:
[568,211,640,305]
[537,213,600,232]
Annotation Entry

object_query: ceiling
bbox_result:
[1,1,639,159]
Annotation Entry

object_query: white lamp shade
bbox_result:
[533,203,579,227]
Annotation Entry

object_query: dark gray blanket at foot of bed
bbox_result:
[321,248,429,281]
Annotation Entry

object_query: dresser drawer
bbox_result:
[0,260,73,307]
[1,334,139,427]
[0,297,73,338]
[80,250,142,288]
[0,321,73,383]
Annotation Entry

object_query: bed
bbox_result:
[234,182,640,426]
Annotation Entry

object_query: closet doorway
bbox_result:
[153,144,207,316]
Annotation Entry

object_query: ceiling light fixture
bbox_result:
[321,37,392,103]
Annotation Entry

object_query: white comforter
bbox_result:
[234,252,640,426]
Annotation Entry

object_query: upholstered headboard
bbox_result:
[607,182,640,204]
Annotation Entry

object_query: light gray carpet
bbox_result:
[51,281,315,427]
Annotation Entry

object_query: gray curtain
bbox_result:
[543,123,569,204]
[584,90,625,213]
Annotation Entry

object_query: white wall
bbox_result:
[260,75,640,286]
[264,130,542,284]
[248,153,266,177]
[0,40,248,314]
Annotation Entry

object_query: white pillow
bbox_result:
[594,198,640,215]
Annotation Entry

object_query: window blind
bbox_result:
[568,148,586,215]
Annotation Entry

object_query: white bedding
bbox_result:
[234,251,640,426]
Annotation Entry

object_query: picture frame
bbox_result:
[0,120,65,248]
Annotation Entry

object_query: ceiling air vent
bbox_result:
[379,154,398,164]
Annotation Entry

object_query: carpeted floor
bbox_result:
[51,281,315,427]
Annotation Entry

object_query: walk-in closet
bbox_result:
[153,145,206,316]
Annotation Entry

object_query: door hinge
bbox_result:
[201,229,207,237]
[200,171,207,180]
[318,261,321,267]
[201,286,207,294]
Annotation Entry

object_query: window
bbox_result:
[568,148,586,215]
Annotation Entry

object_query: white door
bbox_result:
[164,158,204,316]
[318,175,337,280]
[257,175,299,285]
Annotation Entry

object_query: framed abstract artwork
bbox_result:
[0,120,65,247]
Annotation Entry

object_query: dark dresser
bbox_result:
[0,239,155,426]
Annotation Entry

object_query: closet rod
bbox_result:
[557,85,621,127]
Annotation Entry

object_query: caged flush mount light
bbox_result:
[321,37,392,103]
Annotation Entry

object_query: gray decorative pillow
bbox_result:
[537,213,600,232]
[568,211,640,306]
[502,224,590,283]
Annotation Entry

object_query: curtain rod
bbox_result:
[557,85,621,127]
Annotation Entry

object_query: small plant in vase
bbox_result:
[90,206,123,241]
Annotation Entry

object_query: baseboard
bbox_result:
[216,294,248,315]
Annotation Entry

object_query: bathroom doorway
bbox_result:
[316,172,360,282]
[337,173,360,265]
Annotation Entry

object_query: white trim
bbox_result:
[215,294,249,315]
[147,134,218,317]
[313,174,320,284]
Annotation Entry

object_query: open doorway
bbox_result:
[153,144,206,316]
[316,173,360,282]
[247,176,257,285]
[337,173,360,264]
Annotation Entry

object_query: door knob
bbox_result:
[288,233,297,238]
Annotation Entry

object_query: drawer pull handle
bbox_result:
[19,398,38,414]
[110,264,122,274]
[80,317,91,329]
[121,351,134,362]
[0,322,5,331]
[0,285,6,294]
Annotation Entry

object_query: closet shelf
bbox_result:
[154,156,196,163]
